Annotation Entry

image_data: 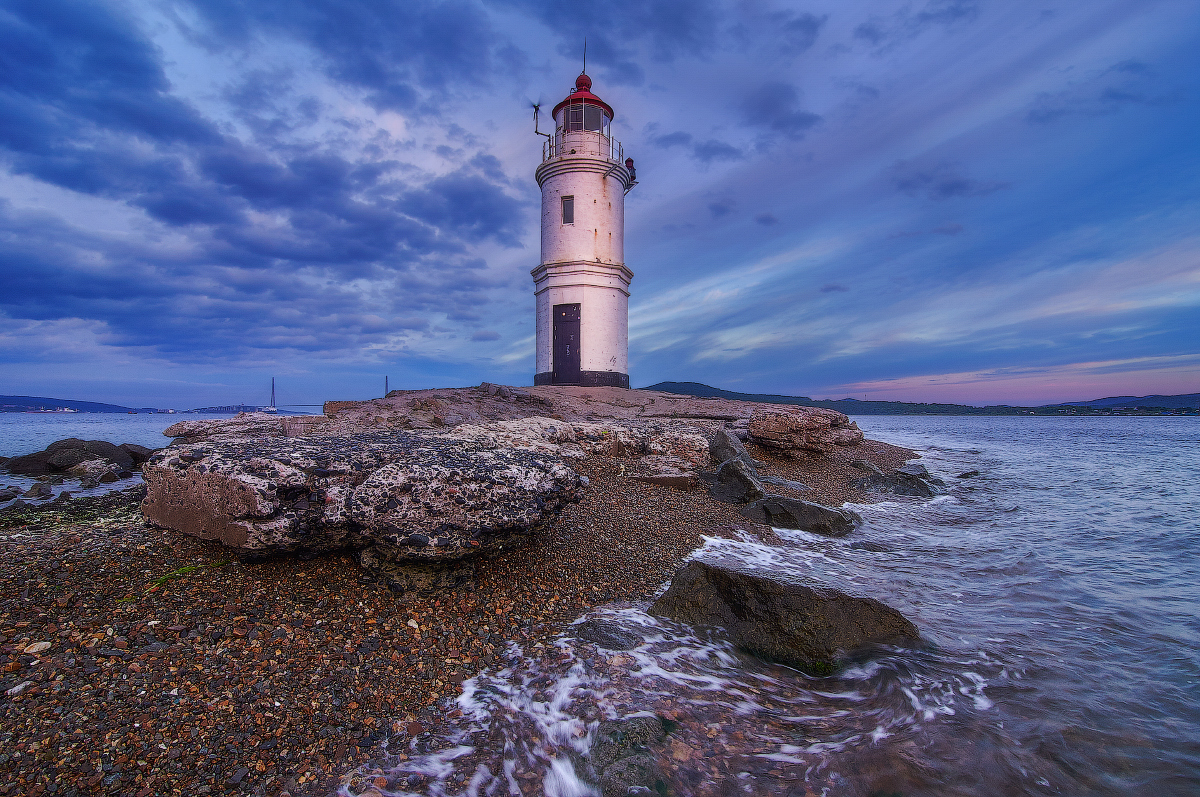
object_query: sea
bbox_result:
[342,416,1200,797]
[3,414,1199,794]
[0,410,309,504]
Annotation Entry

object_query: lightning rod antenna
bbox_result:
[583,38,586,74]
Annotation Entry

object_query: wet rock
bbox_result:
[46,448,102,470]
[4,438,145,479]
[571,619,642,650]
[740,497,861,537]
[708,458,765,504]
[956,470,980,479]
[850,459,883,475]
[70,459,123,489]
[4,450,56,476]
[897,462,944,485]
[141,431,583,565]
[586,716,667,797]
[650,560,920,673]
[748,407,864,455]
[0,487,19,502]
[46,439,134,470]
[118,443,156,465]
[23,483,53,500]
[849,462,940,497]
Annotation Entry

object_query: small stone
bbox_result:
[5,680,35,696]
[22,642,51,655]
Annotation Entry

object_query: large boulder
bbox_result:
[118,443,156,465]
[748,407,864,455]
[141,431,582,569]
[710,428,755,467]
[4,450,56,476]
[708,458,765,504]
[68,459,123,489]
[5,438,136,476]
[849,462,942,498]
[740,497,861,537]
[45,439,134,470]
[650,560,919,673]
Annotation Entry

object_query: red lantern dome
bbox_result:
[552,72,615,121]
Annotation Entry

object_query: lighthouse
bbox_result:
[532,72,636,387]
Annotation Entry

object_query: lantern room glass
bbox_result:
[558,103,611,138]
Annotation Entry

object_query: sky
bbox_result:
[1,0,1198,408]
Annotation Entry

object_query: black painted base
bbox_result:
[534,371,630,388]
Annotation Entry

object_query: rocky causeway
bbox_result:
[0,384,936,796]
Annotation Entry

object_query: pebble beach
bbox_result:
[0,434,912,797]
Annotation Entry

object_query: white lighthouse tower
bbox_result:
[532,71,636,387]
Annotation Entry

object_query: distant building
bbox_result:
[532,71,637,387]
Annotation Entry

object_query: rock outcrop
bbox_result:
[739,497,861,537]
[849,461,943,497]
[141,430,582,579]
[3,438,154,479]
[650,559,920,673]
[748,407,864,455]
[708,458,766,504]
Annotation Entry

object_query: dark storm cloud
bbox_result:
[179,0,501,113]
[890,160,1009,200]
[0,0,528,363]
[651,131,743,163]
[740,82,821,139]
[493,0,720,85]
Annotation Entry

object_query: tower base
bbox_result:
[534,371,629,388]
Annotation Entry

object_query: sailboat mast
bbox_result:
[271,378,276,408]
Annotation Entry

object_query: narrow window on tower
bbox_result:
[562,196,574,225]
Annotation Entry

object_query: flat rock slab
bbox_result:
[740,497,861,537]
[650,559,919,673]
[141,431,582,567]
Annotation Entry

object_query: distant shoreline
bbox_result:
[642,382,1200,416]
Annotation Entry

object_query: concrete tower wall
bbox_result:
[533,132,634,388]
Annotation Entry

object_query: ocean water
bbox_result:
[347,416,1200,797]
[0,411,278,504]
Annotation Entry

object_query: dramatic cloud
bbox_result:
[1,0,1197,407]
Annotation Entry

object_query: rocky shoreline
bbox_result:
[0,385,932,796]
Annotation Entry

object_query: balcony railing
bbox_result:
[543,131,624,163]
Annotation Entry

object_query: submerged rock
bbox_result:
[740,497,861,537]
[141,431,583,571]
[650,560,919,673]
[571,619,642,650]
[586,716,668,797]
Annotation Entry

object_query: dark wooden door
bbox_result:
[552,303,581,384]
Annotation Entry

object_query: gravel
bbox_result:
[0,437,913,796]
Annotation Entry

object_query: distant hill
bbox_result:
[1052,393,1200,409]
[0,395,155,413]
[640,382,1199,415]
